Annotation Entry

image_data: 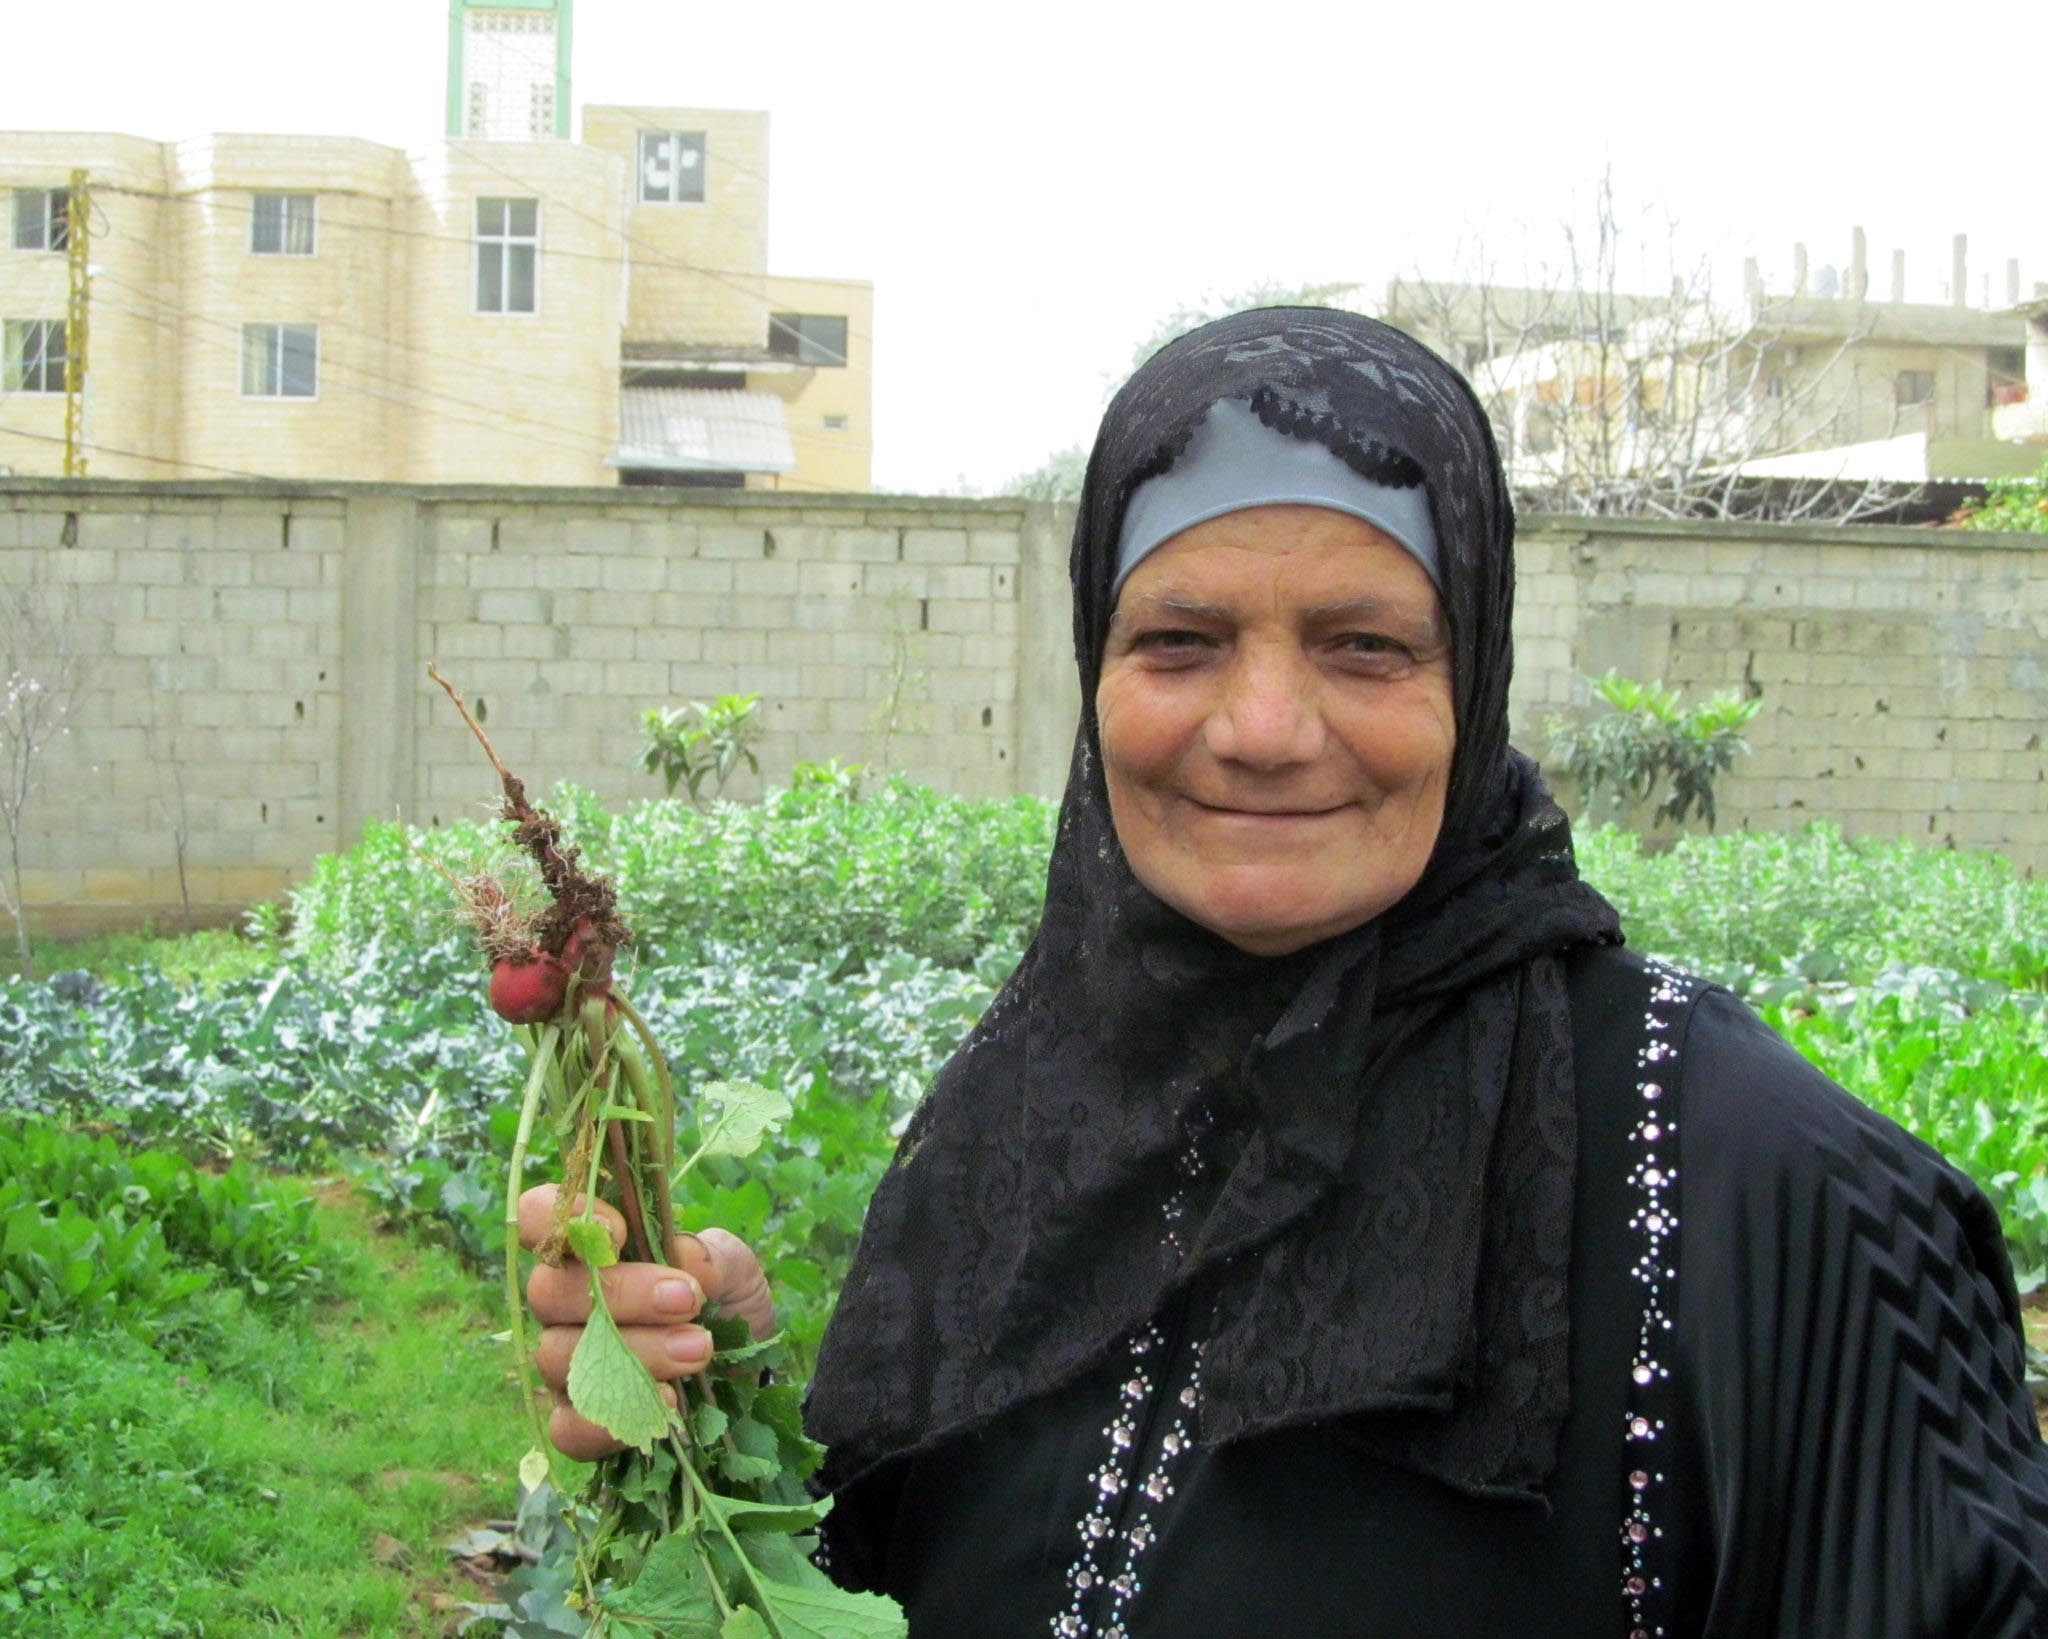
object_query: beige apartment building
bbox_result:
[1361,234,2042,495]
[0,108,872,492]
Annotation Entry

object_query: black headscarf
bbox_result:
[806,308,1622,1502]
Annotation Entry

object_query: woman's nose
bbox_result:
[1204,649,1325,769]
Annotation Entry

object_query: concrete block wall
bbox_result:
[1,479,2043,938]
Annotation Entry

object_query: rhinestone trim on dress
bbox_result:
[1050,1117,1209,1638]
[1621,957,1698,1639]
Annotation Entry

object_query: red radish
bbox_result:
[489,951,569,1024]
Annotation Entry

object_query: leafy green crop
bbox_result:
[0,1123,331,1337]
[283,776,1056,979]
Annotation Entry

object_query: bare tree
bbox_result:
[0,578,87,978]
[1378,174,1922,523]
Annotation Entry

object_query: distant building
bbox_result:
[1344,233,2042,496]
[0,4,870,490]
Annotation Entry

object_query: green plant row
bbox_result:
[0,1123,331,1339]
[283,776,1058,980]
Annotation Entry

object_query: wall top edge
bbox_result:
[1516,511,2048,551]
[0,478,1034,519]
[2,480,2040,546]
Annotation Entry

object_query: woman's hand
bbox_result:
[518,1184,776,1462]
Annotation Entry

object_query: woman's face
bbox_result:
[1096,504,1456,957]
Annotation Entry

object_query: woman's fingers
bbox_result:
[670,1227,777,1341]
[528,1255,704,1328]
[533,1321,713,1391]
[546,1381,679,1464]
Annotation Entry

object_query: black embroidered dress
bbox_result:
[815,945,2048,1637]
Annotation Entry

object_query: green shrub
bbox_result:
[1961,455,2048,534]
[0,1123,330,1336]
[284,776,1057,978]
[1577,821,2048,987]
[1546,669,1761,830]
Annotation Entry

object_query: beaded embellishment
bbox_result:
[1620,957,1699,1639]
[1050,1117,1209,1638]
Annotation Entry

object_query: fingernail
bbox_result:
[667,1328,712,1364]
[653,1277,699,1314]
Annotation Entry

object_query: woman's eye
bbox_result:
[1134,629,1212,653]
[1334,633,1415,667]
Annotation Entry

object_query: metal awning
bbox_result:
[613,387,796,474]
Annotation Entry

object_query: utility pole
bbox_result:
[62,168,89,477]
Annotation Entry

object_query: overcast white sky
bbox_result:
[8,0,2039,492]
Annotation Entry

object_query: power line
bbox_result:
[90,264,868,463]
[0,418,278,480]
[63,282,854,492]
[96,168,880,370]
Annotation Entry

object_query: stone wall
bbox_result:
[2,478,2042,937]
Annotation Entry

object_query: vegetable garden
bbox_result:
[3,773,2044,1635]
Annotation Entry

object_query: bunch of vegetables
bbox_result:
[427,667,904,1639]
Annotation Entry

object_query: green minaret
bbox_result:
[445,0,573,140]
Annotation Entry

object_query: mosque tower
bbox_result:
[446,0,573,141]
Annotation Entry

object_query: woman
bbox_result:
[524,309,2048,1636]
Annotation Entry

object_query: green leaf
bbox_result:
[601,1532,723,1633]
[600,1103,656,1123]
[566,1281,673,1453]
[718,1412,782,1483]
[691,1402,730,1446]
[705,1493,831,1535]
[753,1577,909,1639]
[563,1218,618,1269]
[693,1080,794,1162]
[722,1612,773,1639]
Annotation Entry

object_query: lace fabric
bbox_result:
[806,309,1622,1502]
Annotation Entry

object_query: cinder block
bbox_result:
[532,554,601,590]
[251,551,323,589]
[76,513,151,552]
[216,513,282,554]
[967,530,1021,566]
[468,556,541,590]
[667,561,735,596]
[504,623,571,661]
[570,626,635,660]
[903,529,968,564]
[600,557,667,593]
[476,589,554,626]
[291,517,345,555]
[144,513,216,553]
[704,629,768,665]
[701,525,770,560]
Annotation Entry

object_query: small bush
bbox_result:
[1547,670,1760,830]
[0,1123,330,1337]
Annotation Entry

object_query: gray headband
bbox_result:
[1111,397,1440,599]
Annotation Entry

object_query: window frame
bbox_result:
[250,192,318,257]
[637,130,707,205]
[1894,368,1937,408]
[767,312,849,367]
[10,187,69,253]
[239,322,320,400]
[2,319,66,393]
[473,196,540,316]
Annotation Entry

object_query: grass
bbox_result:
[0,1183,535,1638]
[1,922,284,991]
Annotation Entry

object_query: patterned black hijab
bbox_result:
[807,308,1622,1501]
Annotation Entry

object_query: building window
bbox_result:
[638,131,706,203]
[822,413,849,431]
[475,197,538,314]
[1894,369,1936,407]
[240,323,318,398]
[251,193,317,256]
[11,188,69,252]
[768,313,848,366]
[2,320,65,392]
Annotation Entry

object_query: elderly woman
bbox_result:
[524,310,2048,1636]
